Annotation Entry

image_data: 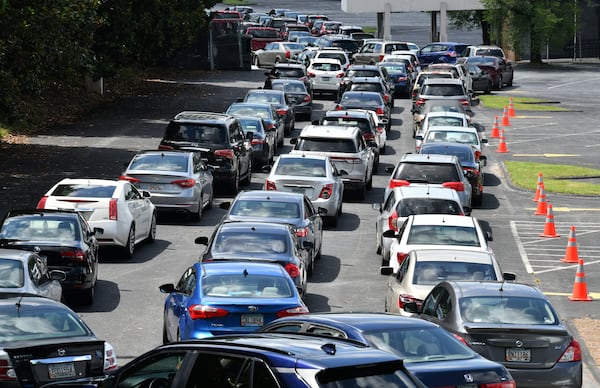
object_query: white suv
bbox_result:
[306,58,344,96]
[312,48,350,70]
[290,125,375,199]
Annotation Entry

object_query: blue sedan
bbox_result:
[159,261,308,342]
[259,312,516,388]
[379,62,412,97]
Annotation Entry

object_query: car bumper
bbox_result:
[150,193,200,213]
[312,82,339,91]
[89,220,127,247]
[293,103,312,115]
[310,196,339,216]
[507,362,582,388]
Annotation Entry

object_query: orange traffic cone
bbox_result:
[496,129,508,153]
[501,107,511,126]
[533,172,544,202]
[490,116,500,138]
[534,186,547,215]
[561,226,580,263]
[540,204,560,238]
[569,259,592,301]
[508,97,516,117]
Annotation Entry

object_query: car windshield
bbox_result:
[0,217,80,241]
[202,274,293,298]
[426,131,478,146]
[406,225,480,247]
[0,307,90,342]
[475,48,504,57]
[227,105,271,119]
[274,157,327,177]
[0,259,24,288]
[129,154,188,172]
[164,123,226,144]
[229,200,300,218]
[413,261,496,285]
[460,296,558,325]
[394,162,460,183]
[397,198,463,217]
[363,326,474,363]
[296,138,358,153]
[212,231,289,255]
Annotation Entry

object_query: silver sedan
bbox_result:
[264,154,344,226]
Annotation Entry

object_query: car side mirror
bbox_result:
[236,97,244,102]
[194,237,209,245]
[382,230,396,238]
[485,231,493,242]
[311,119,320,125]
[503,272,517,282]
[219,202,231,210]
[380,266,393,276]
[261,165,272,173]
[338,169,349,176]
[368,141,378,148]
[384,166,394,173]
[479,155,487,167]
[159,283,176,294]
[481,138,488,144]
[415,135,423,141]
[403,302,420,314]
[463,206,472,216]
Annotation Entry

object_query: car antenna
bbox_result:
[15,295,24,316]
[243,269,248,278]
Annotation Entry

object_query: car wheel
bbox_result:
[507,75,513,87]
[81,282,95,305]
[147,212,157,242]
[473,190,483,206]
[230,168,241,194]
[123,224,135,259]
[496,76,502,90]
[162,317,170,344]
[242,160,252,185]
[484,80,492,94]
[190,196,203,221]
[206,189,213,209]
[375,226,382,254]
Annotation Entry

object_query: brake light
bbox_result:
[463,167,479,175]
[0,351,16,381]
[383,94,390,103]
[188,304,229,319]
[474,150,481,160]
[296,227,309,238]
[109,198,118,220]
[158,145,174,150]
[251,138,264,146]
[416,98,426,106]
[277,109,288,116]
[36,196,48,209]
[449,51,457,57]
[375,107,384,115]
[285,50,291,59]
[308,71,315,77]
[443,181,465,192]
[479,383,516,388]
[303,94,312,103]
[104,342,118,372]
[335,105,343,110]
[388,210,398,232]
[558,339,582,362]
[336,71,344,78]
[277,306,309,317]
[119,175,140,183]
[389,179,410,188]
[396,252,408,264]
[265,122,275,130]
[60,249,86,262]
[214,149,234,159]
[319,184,333,199]
[265,180,277,190]
[284,263,300,278]
[460,99,469,107]
[172,179,196,188]
[397,294,421,309]
[379,54,384,61]
[363,132,375,141]
[451,333,469,346]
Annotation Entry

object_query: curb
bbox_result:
[564,319,600,386]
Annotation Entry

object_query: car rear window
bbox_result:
[271,82,306,93]
[227,105,272,120]
[426,117,464,127]
[129,154,188,172]
[247,29,279,38]
[238,118,265,135]
[397,198,462,217]
[461,296,557,325]
[282,43,304,51]
[202,274,293,298]
[230,200,300,218]
[322,117,371,135]
[296,138,358,153]
[213,231,289,255]
[346,69,379,78]
[394,162,460,183]
[475,48,504,57]
[332,41,359,52]
[384,43,409,53]
[420,146,474,165]
[274,157,326,177]
[407,225,480,246]
[0,259,24,288]
[311,62,341,71]
[164,123,227,145]
[0,217,80,241]
[348,83,383,93]
[245,92,283,105]
[414,261,496,285]
[0,307,90,341]
[317,52,347,64]
[340,92,384,107]
[421,84,465,96]
[50,184,116,198]
[276,68,304,77]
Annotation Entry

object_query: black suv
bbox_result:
[159,112,253,194]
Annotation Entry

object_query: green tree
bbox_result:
[448,10,491,45]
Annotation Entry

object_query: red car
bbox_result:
[464,55,514,89]
[245,27,281,51]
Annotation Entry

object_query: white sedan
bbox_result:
[37,179,156,258]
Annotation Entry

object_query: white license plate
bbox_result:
[289,187,306,194]
[48,362,76,379]
[506,348,531,362]
[241,314,264,326]
[321,77,331,82]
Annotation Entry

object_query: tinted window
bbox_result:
[50,184,115,197]
[420,146,474,165]
[296,137,358,153]
[421,84,465,96]
[238,118,265,135]
[461,296,558,325]
[394,162,460,182]
[129,154,189,172]
[229,200,300,218]
[118,352,187,387]
[227,105,272,119]
[349,82,383,93]
[213,230,289,255]
[346,69,379,78]
[0,216,80,241]
[340,92,384,107]
[311,62,341,71]
[274,157,327,177]
[247,29,279,38]
[406,225,480,247]
[202,274,293,298]
[318,362,417,387]
[413,261,496,285]
[0,259,24,288]
[276,68,304,77]
[397,198,462,217]
[322,117,372,135]
[0,306,90,341]
[164,122,226,144]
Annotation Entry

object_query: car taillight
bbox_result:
[119,175,140,183]
[451,333,469,347]
[479,383,516,388]
[558,339,582,362]
[443,181,465,192]
[397,75,407,82]
[383,94,390,102]
[330,156,361,164]
[296,227,309,238]
[0,350,16,381]
[265,180,277,190]
[109,198,118,221]
[388,210,398,232]
[308,71,315,77]
[336,71,344,78]
[285,50,291,59]
[416,98,426,106]
[36,196,48,209]
[265,122,275,130]
[277,306,309,317]
[396,252,408,265]
[449,51,457,57]
[303,94,312,103]
[463,167,479,175]
[251,138,264,146]
[158,145,174,150]
[389,179,410,188]
[397,294,421,309]
[284,263,300,278]
[214,149,234,159]
[319,184,333,199]
[375,107,384,115]
[172,179,196,188]
[335,105,343,110]
[474,150,481,160]
[60,249,86,262]
[188,304,229,319]
[379,54,384,61]
[460,99,469,107]
[363,132,375,141]
[104,342,118,372]
[276,108,288,116]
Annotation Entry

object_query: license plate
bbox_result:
[139,183,163,191]
[506,348,531,362]
[241,314,263,326]
[48,362,76,379]
[321,77,330,82]
[289,187,306,194]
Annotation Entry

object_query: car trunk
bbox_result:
[42,197,109,222]
[269,178,327,201]
[4,241,85,273]
[123,172,190,195]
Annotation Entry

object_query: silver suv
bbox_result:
[413,78,471,114]
[291,125,375,199]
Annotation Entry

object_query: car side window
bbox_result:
[176,267,197,295]
[29,255,47,286]
[422,286,444,316]
[356,134,365,151]
[306,324,347,338]
[125,183,142,200]
[395,255,409,280]
[383,191,396,212]
[187,354,279,388]
[435,289,452,320]
[304,198,316,218]
[116,351,188,388]
[230,122,244,142]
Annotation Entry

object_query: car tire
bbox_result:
[507,76,513,87]
[190,197,203,221]
[230,168,241,195]
[81,283,95,305]
[147,212,157,242]
[254,56,261,68]
[242,160,252,185]
[206,189,214,209]
[484,80,492,94]
[162,319,170,345]
[123,224,135,259]
[495,76,502,90]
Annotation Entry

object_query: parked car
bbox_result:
[271,79,313,121]
[264,154,345,226]
[281,23,310,40]
[244,27,281,51]
[253,41,305,67]
[0,295,117,387]
[306,14,329,28]
[352,40,410,64]
[119,150,213,221]
[196,221,310,298]
[415,125,487,157]
[290,125,375,199]
[159,111,254,194]
[374,186,467,265]
[0,209,100,304]
[243,89,295,135]
[226,102,284,148]
[410,281,582,388]
[417,42,469,66]
[237,116,276,168]
[336,91,392,131]
[160,261,308,341]
[385,214,494,273]
[259,312,515,388]
[39,333,427,388]
[0,248,65,302]
[413,78,471,114]
[463,55,514,89]
[273,62,313,96]
[219,190,324,274]
[378,61,412,97]
[382,249,515,315]
[306,58,345,96]
[419,142,486,205]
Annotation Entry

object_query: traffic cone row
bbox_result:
[539,204,559,238]
[495,129,508,153]
[532,172,544,202]
[569,259,592,301]
[490,116,500,138]
[501,106,511,126]
[508,97,516,117]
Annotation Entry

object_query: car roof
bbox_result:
[310,58,343,64]
[234,190,304,203]
[0,295,77,309]
[298,125,360,139]
[412,249,494,264]
[443,281,545,299]
[409,214,477,227]
[400,153,459,164]
[390,186,462,201]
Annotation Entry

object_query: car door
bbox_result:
[125,183,151,241]
[386,253,410,312]
[230,120,252,174]
[164,266,196,341]
[193,152,213,207]
[304,196,322,255]
[420,285,452,326]
[356,132,374,179]
[261,43,277,65]
[354,42,374,64]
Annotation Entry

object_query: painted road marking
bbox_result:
[512,153,581,157]
[545,291,600,299]
[526,207,600,212]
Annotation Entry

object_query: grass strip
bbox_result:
[504,161,600,195]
